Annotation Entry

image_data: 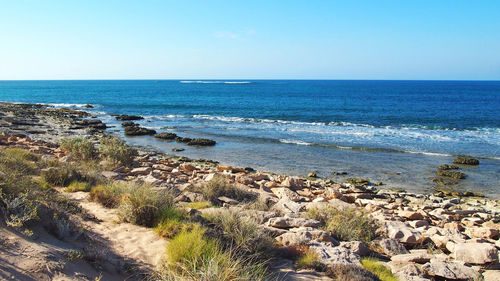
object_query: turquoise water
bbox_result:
[1,80,499,197]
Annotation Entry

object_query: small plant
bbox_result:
[296,249,324,271]
[66,249,84,262]
[65,181,89,192]
[202,209,275,260]
[361,257,398,281]
[99,136,137,168]
[154,207,191,238]
[185,201,212,209]
[89,183,130,208]
[42,166,79,187]
[190,175,257,205]
[61,137,96,161]
[307,205,377,243]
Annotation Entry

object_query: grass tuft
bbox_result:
[99,136,137,168]
[184,201,212,209]
[190,175,257,205]
[65,181,90,192]
[361,257,398,281]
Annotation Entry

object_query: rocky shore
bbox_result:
[1,102,499,281]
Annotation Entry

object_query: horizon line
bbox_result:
[1,78,500,82]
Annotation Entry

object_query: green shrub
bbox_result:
[0,148,39,176]
[89,183,130,208]
[154,207,191,238]
[202,209,275,260]
[161,225,269,281]
[307,205,377,243]
[61,137,96,161]
[65,181,89,192]
[41,166,79,187]
[99,136,137,168]
[190,175,257,205]
[185,201,212,209]
[361,257,398,281]
[296,249,324,271]
[117,183,174,227]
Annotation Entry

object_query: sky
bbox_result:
[0,0,499,80]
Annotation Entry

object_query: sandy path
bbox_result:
[67,191,167,270]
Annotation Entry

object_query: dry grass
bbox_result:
[65,181,90,192]
[190,175,257,205]
[61,137,96,161]
[361,257,398,281]
[99,136,137,168]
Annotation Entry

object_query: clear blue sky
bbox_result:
[1,0,499,80]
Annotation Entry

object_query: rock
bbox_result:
[308,172,317,178]
[130,167,152,176]
[386,221,424,244]
[453,156,479,165]
[422,259,479,280]
[115,114,144,121]
[124,125,156,136]
[281,177,306,190]
[399,210,425,220]
[340,241,370,257]
[155,132,178,140]
[101,171,120,179]
[276,228,336,246]
[483,270,500,281]
[216,165,245,173]
[187,138,216,146]
[453,242,498,264]
[267,217,321,229]
[392,264,428,281]
[391,252,433,264]
[437,164,459,170]
[272,198,305,214]
[346,178,370,186]
[121,121,137,127]
[435,170,467,179]
[172,148,184,152]
[84,104,94,108]
[271,188,302,202]
[309,243,361,266]
[179,163,196,172]
[183,191,204,202]
[378,238,409,257]
[217,196,239,205]
[465,227,499,239]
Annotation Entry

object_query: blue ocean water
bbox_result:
[1,80,499,197]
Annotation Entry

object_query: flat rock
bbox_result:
[378,238,409,257]
[272,198,305,214]
[267,217,321,229]
[309,243,361,266]
[453,242,498,264]
[271,187,302,202]
[130,167,152,176]
[465,227,499,239]
[386,221,424,244]
[422,259,479,280]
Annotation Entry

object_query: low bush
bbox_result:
[307,205,377,243]
[60,137,96,161]
[117,184,174,227]
[154,207,191,238]
[202,208,275,260]
[361,257,398,281]
[190,175,257,205]
[161,225,269,281]
[89,183,130,208]
[184,201,212,209]
[65,181,89,192]
[41,166,79,187]
[99,136,137,168]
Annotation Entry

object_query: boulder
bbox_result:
[391,252,433,264]
[281,177,306,190]
[187,138,216,146]
[124,125,156,136]
[115,114,144,121]
[179,163,196,172]
[155,132,178,140]
[271,198,305,214]
[386,221,424,244]
[453,242,498,264]
[422,259,479,280]
[465,227,499,239]
[130,167,152,176]
[340,241,370,257]
[217,196,239,205]
[399,210,425,220]
[453,156,479,165]
[271,187,301,202]
[276,228,336,246]
[267,217,321,229]
[483,270,500,281]
[435,170,467,179]
[378,238,409,256]
[309,243,361,266]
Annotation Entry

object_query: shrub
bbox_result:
[307,205,377,243]
[161,225,269,281]
[65,181,89,192]
[0,148,39,176]
[60,137,96,161]
[99,136,137,168]
[191,175,257,205]
[202,209,275,260]
[185,201,212,209]
[296,249,324,271]
[154,207,191,239]
[326,263,381,281]
[117,183,174,227]
[41,166,79,187]
[89,183,130,208]
[361,257,398,281]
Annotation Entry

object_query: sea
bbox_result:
[1,80,499,198]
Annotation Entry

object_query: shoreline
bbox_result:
[1,101,500,280]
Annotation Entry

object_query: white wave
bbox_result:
[279,139,313,146]
[404,151,452,157]
[46,103,96,108]
[179,81,251,84]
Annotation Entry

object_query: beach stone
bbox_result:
[309,243,361,266]
[386,221,424,244]
[124,125,156,136]
[465,227,499,239]
[453,242,498,264]
[453,156,479,165]
[272,198,305,213]
[179,163,196,172]
[391,252,433,264]
[399,210,425,220]
[422,259,479,280]
[154,132,177,140]
[267,217,321,229]
[271,187,302,202]
[483,270,500,281]
[391,264,429,281]
[115,114,144,121]
[378,238,409,256]
[187,138,216,146]
[281,176,306,190]
[130,167,151,176]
